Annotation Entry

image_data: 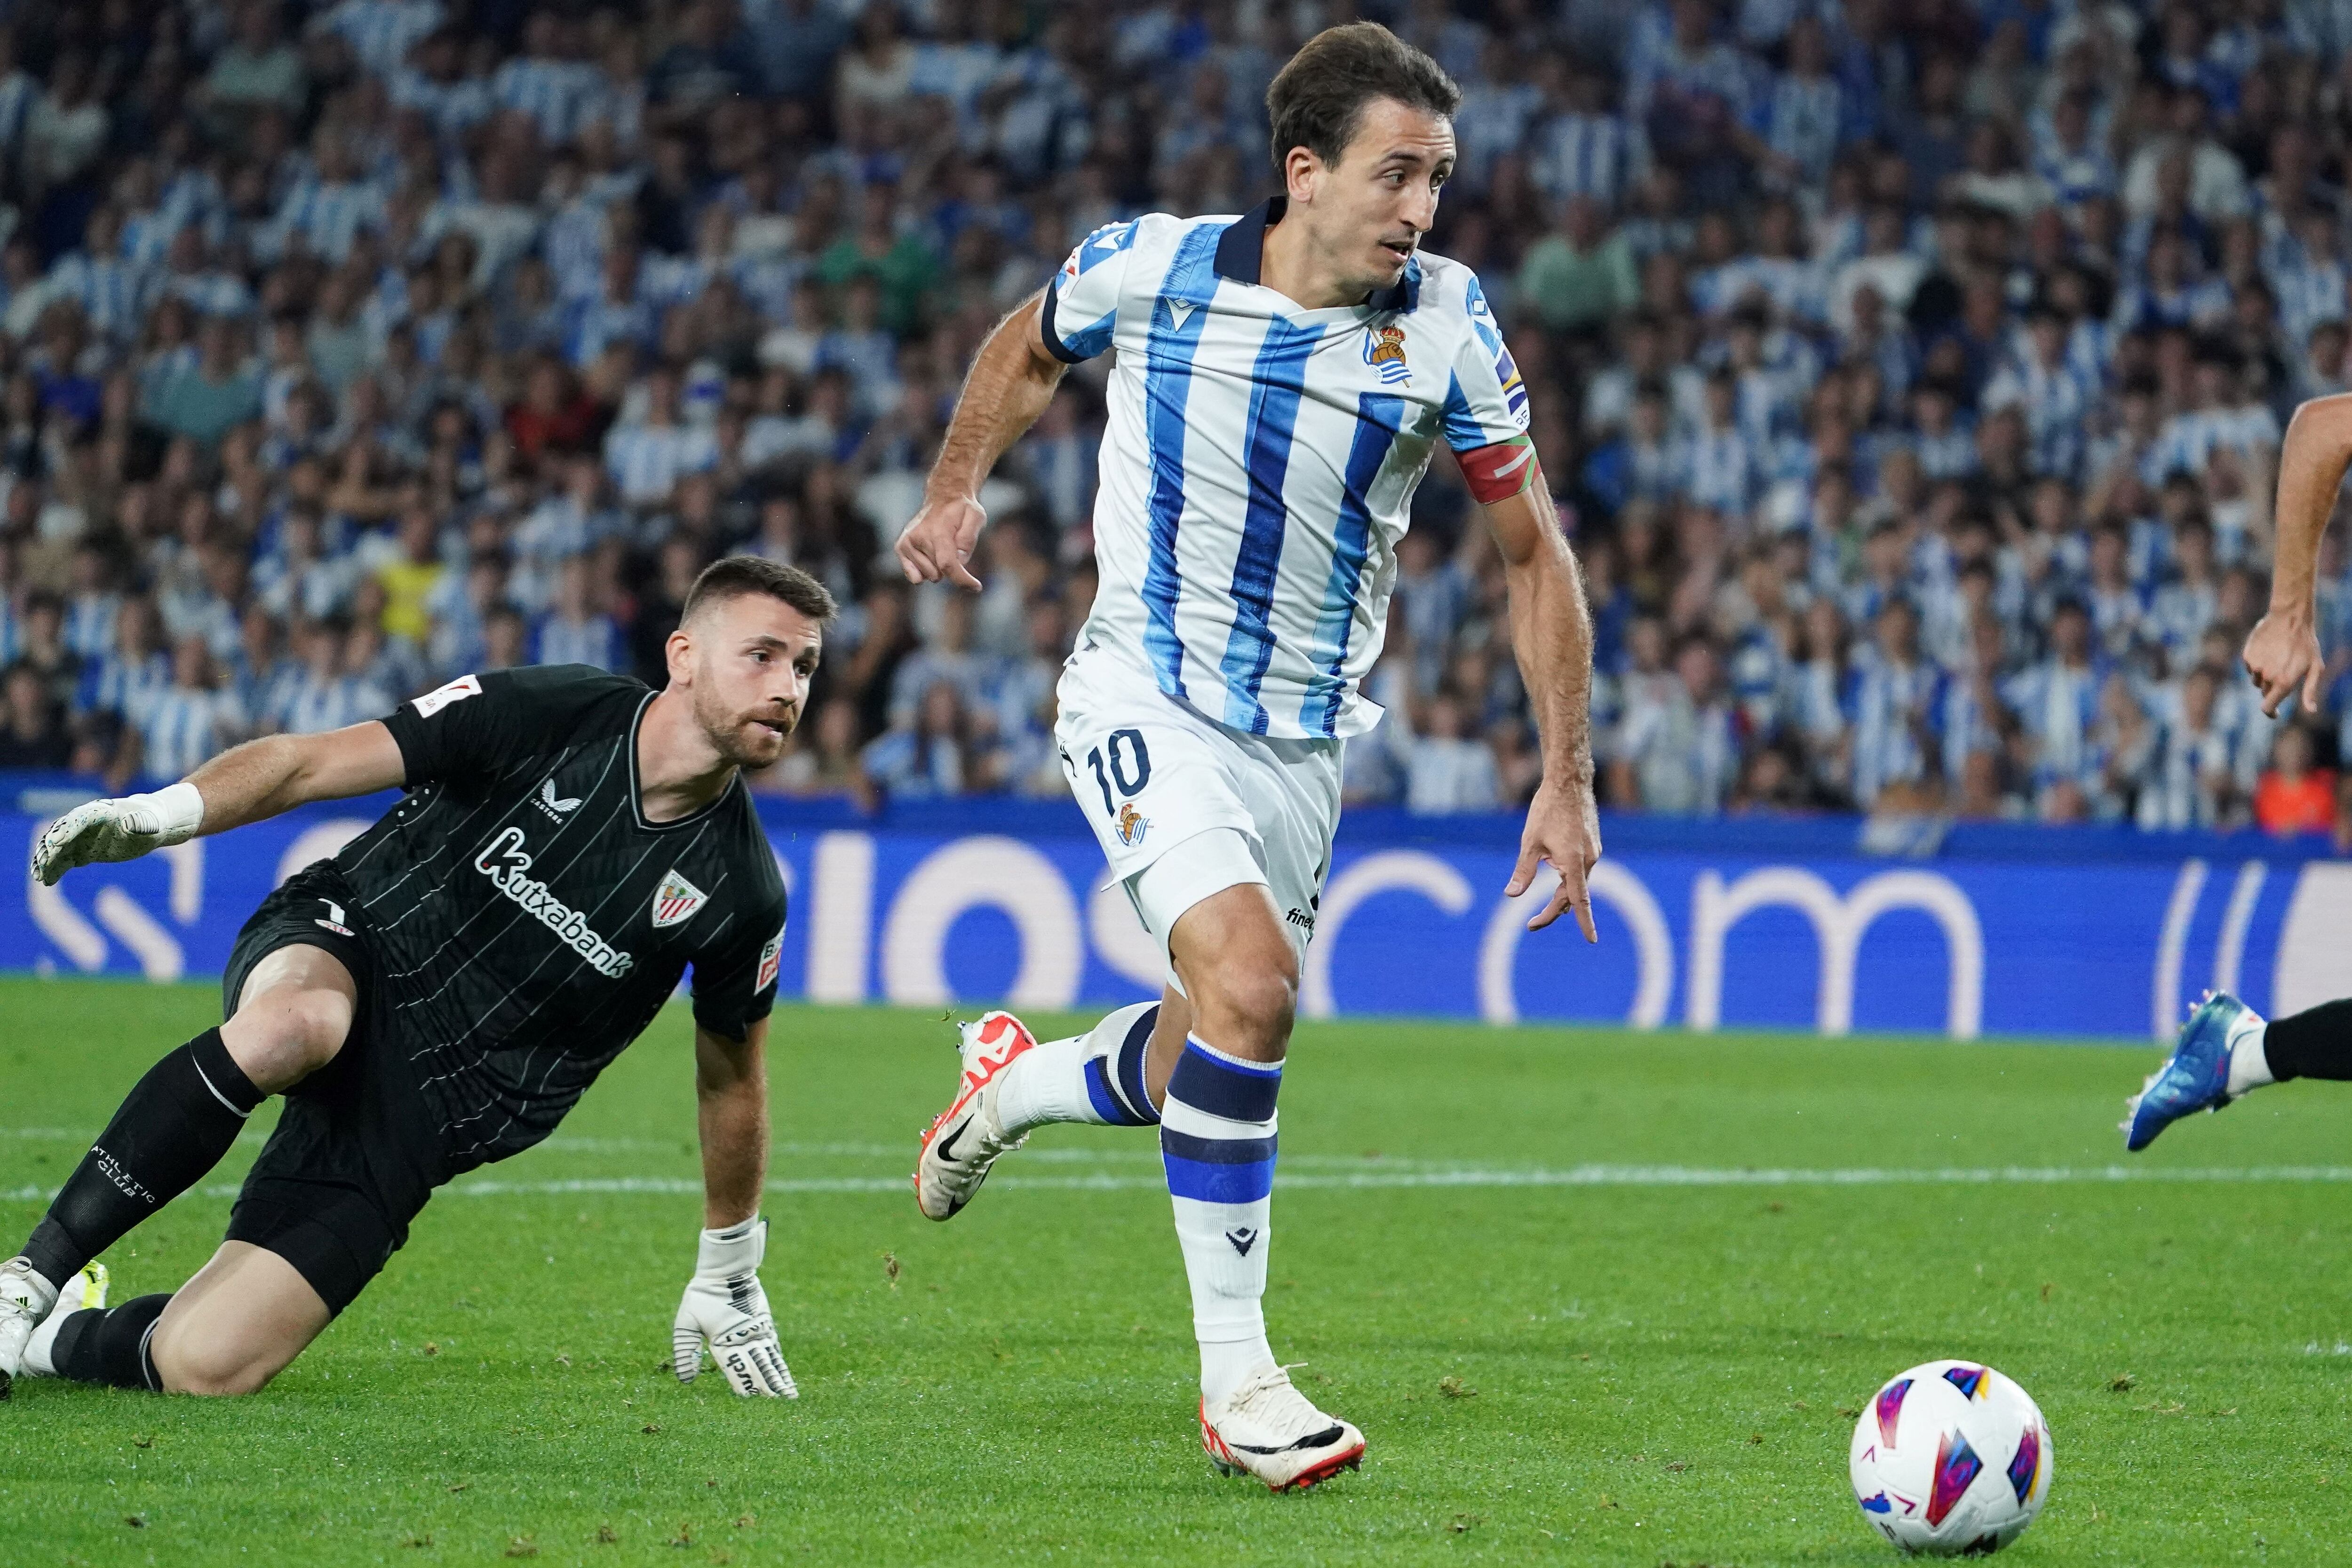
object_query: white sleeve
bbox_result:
[1438,270,1532,453]
[1040,218,1144,364]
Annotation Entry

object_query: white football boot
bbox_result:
[1199,1365,1367,1492]
[913,1011,1039,1221]
[0,1255,61,1400]
[22,1262,109,1379]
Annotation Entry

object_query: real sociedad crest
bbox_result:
[652,869,709,928]
[1362,323,1411,385]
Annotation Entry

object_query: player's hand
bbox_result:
[1507,771,1602,941]
[32,786,204,887]
[672,1216,797,1399]
[895,491,986,591]
[2243,610,2326,717]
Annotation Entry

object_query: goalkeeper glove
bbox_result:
[672,1216,797,1399]
[32,783,205,887]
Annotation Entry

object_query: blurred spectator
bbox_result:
[863,679,979,799]
[2254,725,2336,837]
[0,660,68,766]
[1611,634,1736,815]
[141,635,247,780]
[150,319,265,446]
[1407,693,1502,814]
[533,558,624,672]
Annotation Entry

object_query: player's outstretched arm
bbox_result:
[896,289,1068,591]
[672,1019,795,1398]
[2246,394,2352,716]
[32,721,405,886]
[1468,436,1603,942]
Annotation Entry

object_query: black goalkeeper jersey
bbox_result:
[328,663,785,1172]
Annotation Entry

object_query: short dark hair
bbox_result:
[682,555,838,628]
[1265,23,1459,175]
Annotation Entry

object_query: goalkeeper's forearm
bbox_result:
[694,1022,769,1227]
[183,722,408,835]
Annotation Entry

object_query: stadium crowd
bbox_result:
[0,0,2348,837]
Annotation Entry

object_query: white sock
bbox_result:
[2227,1022,2276,1099]
[995,1001,1160,1138]
[22,1269,93,1378]
[1199,1333,1277,1403]
[1161,1034,1281,1404]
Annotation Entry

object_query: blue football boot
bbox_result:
[2123,991,2265,1152]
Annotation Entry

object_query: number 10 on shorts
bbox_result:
[1084,729,1152,846]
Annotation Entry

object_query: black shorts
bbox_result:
[219,864,441,1317]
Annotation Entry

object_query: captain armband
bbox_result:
[1459,435,1545,506]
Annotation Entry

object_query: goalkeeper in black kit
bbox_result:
[0,557,830,1401]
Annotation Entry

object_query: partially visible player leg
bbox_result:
[1161,874,1363,1491]
[997,999,1168,1135]
[917,989,1188,1219]
[1161,879,1292,1397]
[0,945,353,1395]
[2250,998,2352,1084]
[150,1243,332,1394]
[32,1243,331,1394]
[2122,989,2340,1150]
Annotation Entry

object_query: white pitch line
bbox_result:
[14,1164,2352,1207]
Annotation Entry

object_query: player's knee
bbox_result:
[152,1329,279,1396]
[163,1355,278,1396]
[1202,957,1297,1049]
[230,985,353,1083]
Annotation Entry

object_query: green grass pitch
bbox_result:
[5,979,2352,1565]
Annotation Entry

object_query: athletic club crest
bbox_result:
[651,868,709,928]
[1362,322,1410,385]
[1115,800,1149,847]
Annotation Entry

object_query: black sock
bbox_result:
[49,1294,172,1390]
[20,1030,263,1289]
[2262,1000,2352,1083]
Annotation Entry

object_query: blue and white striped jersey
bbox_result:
[319,0,446,80]
[492,56,598,148]
[1041,200,1529,740]
[140,684,246,781]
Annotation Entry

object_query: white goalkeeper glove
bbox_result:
[32,783,205,887]
[672,1216,797,1399]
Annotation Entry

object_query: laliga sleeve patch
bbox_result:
[1459,435,1543,505]
[412,673,483,717]
[755,925,784,992]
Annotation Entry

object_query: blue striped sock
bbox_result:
[1161,1035,1279,1400]
[996,1003,1161,1137]
[1082,1004,1161,1126]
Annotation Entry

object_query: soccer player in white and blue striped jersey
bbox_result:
[896,23,1602,1493]
[140,637,248,782]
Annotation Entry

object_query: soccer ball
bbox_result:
[1848,1360,2052,1556]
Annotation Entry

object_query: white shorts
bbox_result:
[1055,644,1343,983]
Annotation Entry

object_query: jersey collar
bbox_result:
[1216,197,1422,314]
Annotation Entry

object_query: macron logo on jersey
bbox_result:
[474,826,634,979]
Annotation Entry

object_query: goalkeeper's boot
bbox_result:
[1199,1364,1366,1492]
[2125,990,2264,1152]
[21,1262,108,1379]
[914,1011,1036,1221]
[0,1255,61,1399]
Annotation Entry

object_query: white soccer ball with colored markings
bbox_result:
[1848,1360,2052,1555]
